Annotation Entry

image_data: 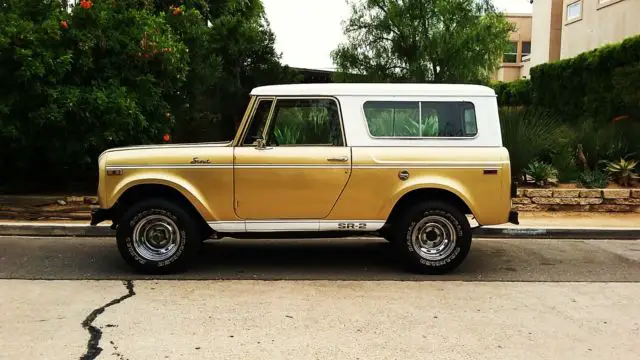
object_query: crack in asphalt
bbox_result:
[80,280,135,360]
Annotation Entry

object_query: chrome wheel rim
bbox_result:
[132,214,181,262]
[410,215,457,261]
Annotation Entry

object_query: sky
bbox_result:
[262,0,533,70]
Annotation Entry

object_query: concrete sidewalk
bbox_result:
[3,280,639,360]
[0,212,639,239]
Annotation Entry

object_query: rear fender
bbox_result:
[378,175,477,219]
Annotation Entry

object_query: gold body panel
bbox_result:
[97,96,512,228]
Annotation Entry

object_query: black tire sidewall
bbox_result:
[396,201,472,274]
[116,199,200,273]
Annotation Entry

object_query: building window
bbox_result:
[597,0,625,9]
[363,101,477,138]
[503,42,518,63]
[521,41,531,60]
[566,1,582,22]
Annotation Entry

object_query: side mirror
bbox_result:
[254,137,267,149]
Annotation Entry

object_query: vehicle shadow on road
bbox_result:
[1,237,639,281]
[190,238,640,282]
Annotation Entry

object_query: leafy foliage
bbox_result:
[331,0,514,83]
[0,0,187,191]
[551,145,580,183]
[499,107,563,181]
[491,79,532,107]
[569,118,640,171]
[524,161,557,187]
[603,158,639,187]
[530,35,640,125]
[578,170,609,189]
[271,107,333,145]
[0,0,295,192]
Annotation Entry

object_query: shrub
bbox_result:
[499,106,563,181]
[524,160,557,187]
[551,145,580,182]
[492,79,532,107]
[603,158,639,187]
[612,62,640,121]
[530,35,640,125]
[0,0,297,192]
[578,169,609,189]
[0,0,188,191]
[569,118,640,170]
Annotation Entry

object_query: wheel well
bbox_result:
[385,188,472,228]
[113,184,210,235]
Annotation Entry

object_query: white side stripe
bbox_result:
[208,220,385,233]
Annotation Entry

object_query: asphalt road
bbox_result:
[1,236,640,281]
[1,236,640,360]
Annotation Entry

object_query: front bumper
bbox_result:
[90,208,114,226]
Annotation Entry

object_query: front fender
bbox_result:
[377,175,478,220]
[108,172,214,220]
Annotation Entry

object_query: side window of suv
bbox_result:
[363,101,478,138]
[266,98,344,146]
[243,99,273,145]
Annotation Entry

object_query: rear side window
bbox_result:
[363,101,478,138]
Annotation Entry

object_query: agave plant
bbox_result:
[523,160,558,187]
[603,158,639,187]
[579,169,610,189]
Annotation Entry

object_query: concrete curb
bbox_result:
[0,223,639,240]
[474,227,640,240]
[0,223,114,237]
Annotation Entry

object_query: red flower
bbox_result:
[172,7,183,16]
[79,0,93,9]
[612,115,629,123]
[60,20,69,30]
[163,134,171,142]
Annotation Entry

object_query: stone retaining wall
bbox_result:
[514,189,640,212]
[0,195,98,221]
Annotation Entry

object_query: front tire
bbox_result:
[116,198,201,274]
[394,201,472,274]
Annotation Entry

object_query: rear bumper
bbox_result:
[90,208,114,226]
[507,181,519,224]
[508,210,519,225]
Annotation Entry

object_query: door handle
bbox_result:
[326,156,349,162]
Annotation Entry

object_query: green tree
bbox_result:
[331,0,514,83]
[155,0,300,142]
[0,0,188,191]
[0,0,297,192]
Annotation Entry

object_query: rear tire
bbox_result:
[393,201,472,274]
[116,198,201,274]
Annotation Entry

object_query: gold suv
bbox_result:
[91,83,518,274]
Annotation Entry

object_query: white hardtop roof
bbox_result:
[251,83,496,97]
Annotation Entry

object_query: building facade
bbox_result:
[527,0,640,75]
[493,14,532,82]
[560,0,640,59]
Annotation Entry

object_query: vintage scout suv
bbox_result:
[91,83,518,274]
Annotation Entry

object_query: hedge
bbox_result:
[530,34,640,124]
[491,79,532,107]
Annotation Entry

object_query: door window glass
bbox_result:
[242,99,273,145]
[266,99,344,146]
